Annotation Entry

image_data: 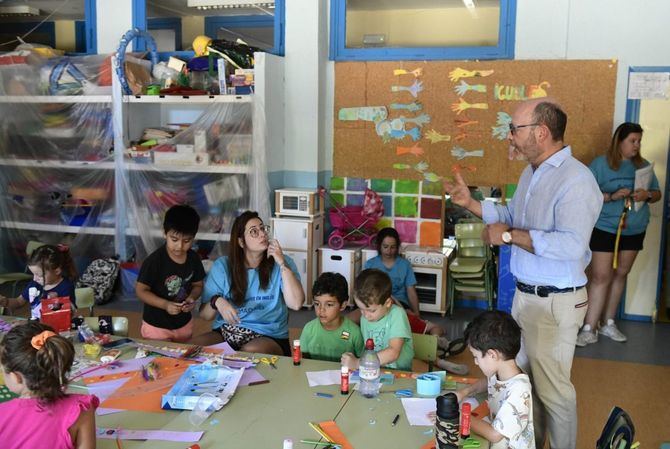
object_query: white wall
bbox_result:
[515,0,670,126]
[280,0,329,187]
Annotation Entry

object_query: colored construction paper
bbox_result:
[101,357,195,413]
[96,428,203,442]
[346,178,367,191]
[238,368,266,386]
[204,341,235,354]
[82,357,156,382]
[371,178,393,193]
[395,180,419,194]
[318,420,354,449]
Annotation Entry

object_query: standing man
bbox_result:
[445,99,602,449]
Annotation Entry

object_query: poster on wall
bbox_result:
[334,60,618,186]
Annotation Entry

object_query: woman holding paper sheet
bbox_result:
[193,210,304,356]
[577,123,661,346]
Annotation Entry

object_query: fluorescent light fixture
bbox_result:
[0,5,40,17]
[187,0,274,9]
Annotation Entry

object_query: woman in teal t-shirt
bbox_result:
[577,123,661,347]
[194,211,305,356]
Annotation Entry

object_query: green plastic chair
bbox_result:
[75,287,95,317]
[448,222,495,314]
[412,333,438,372]
[0,241,49,299]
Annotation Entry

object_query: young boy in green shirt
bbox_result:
[300,272,364,362]
[341,269,414,371]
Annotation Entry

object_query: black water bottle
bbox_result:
[435,392,460,449]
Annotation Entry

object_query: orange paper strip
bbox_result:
[318,420,355,449]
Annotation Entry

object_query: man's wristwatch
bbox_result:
[501,231,513,244]
[210,295,221,309]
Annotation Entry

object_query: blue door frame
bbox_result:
[620,66,670,322]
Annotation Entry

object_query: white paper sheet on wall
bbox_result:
[628,73,670,100]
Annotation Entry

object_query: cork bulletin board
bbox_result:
[334,60,618,186]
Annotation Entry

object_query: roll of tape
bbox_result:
[416,373,441,396]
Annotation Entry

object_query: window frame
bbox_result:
[329,0,517,61]
[204,5,284,56]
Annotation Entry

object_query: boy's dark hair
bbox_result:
[353,269,392,306]
[312,272,349,304]
[464,310,521,361]
[163,204,200,236]
[0,321,74,404]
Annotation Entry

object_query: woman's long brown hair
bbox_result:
[607,122,644,170]
[228,211,275,306]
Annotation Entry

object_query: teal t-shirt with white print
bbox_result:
[361,305,414,371]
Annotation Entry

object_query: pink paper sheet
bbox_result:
[238,368,266,386]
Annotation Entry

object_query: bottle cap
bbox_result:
[283,438,294,449]
[365,338,375,350]
[293,339,300,347]
[341,365,349,374]
[435,392,459,418]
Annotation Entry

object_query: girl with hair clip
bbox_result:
[0,321,99,449]
[577,122,662,346]
[0,244,77,319]
[193,210,304,355]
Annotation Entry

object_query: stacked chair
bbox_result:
[448,221,496,315]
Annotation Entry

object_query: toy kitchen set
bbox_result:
[402,244,454,316]
[362,242,454,316]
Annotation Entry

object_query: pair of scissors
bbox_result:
[462,437,481,448]
[394,389,413,398]
[260,356,278,369]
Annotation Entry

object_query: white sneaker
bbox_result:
[576,329,598,347]
[599,320,627,342]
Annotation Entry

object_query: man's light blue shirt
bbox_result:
[481,146,602,288]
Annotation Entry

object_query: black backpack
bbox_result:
[76,258,120,305]
[596,406,635,449]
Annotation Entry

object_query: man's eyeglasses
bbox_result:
[509,123,539,135]
[246,224,271,238]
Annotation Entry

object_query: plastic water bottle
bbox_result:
[358,338,381,398]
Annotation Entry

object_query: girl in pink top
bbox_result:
[0,321,99,449]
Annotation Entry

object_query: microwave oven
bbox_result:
[274,188,323,217]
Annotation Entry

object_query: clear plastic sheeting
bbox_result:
[116,95,270,263]
[0,54,115,274]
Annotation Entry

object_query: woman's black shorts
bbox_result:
[589,227,645,252]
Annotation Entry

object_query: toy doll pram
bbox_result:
[322,187,384,250]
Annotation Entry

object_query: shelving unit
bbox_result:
[0,84,116,271]
[111,58,271,262]
[0,52,280,272]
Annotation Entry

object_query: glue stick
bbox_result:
[341,365,350,395]
[461,402,472,438]
[292,339,301,366]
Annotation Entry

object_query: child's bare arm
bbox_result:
[136,282,182,315]
[376,337,404,366]
[0,295,28,312]
[455,378,487,402]
[71,407,96,449]
[470,417,504,444]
